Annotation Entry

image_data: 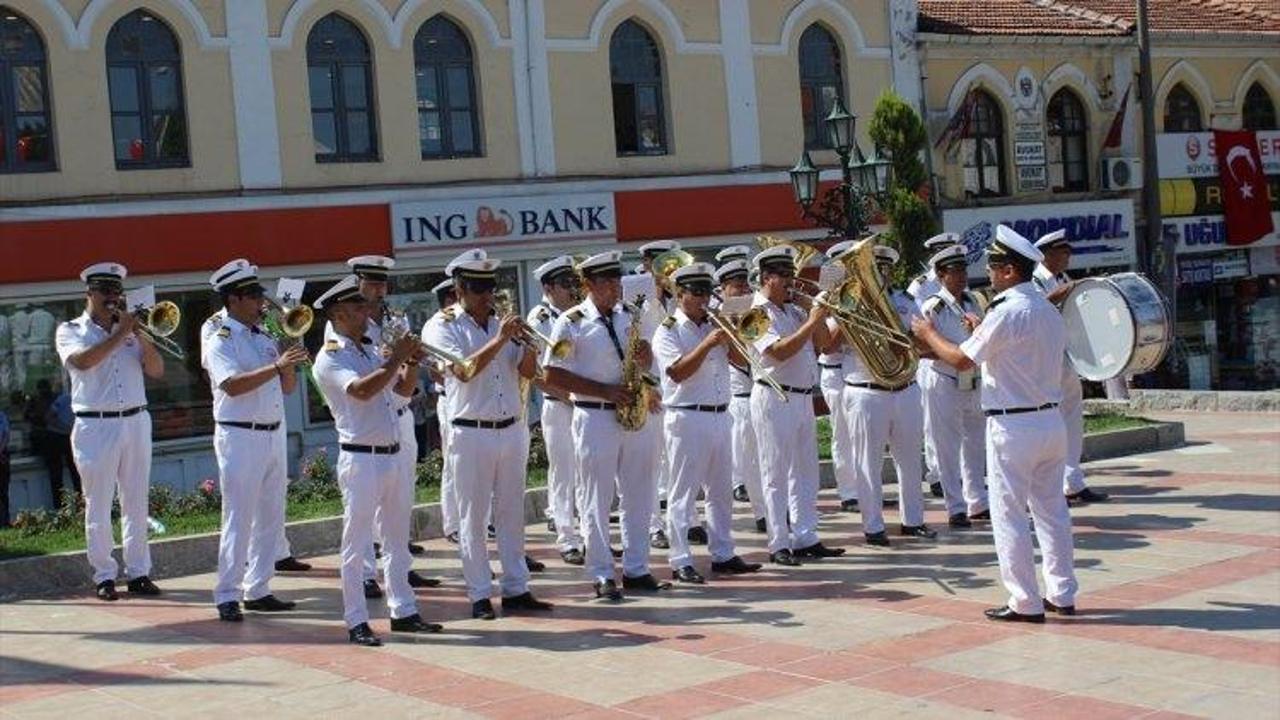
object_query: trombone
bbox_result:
[124,300,186,360]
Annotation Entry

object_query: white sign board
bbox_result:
[392,193,616,250]
[1014,141,1046,166]
[1016,165,1048,192]
[1156,130,1280,179]
[1163,211,1280,255]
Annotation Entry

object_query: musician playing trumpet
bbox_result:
[717,259,767,533]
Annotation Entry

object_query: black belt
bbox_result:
[340,442,400,455]
[573,400,617,410]
[732,393,752,399]
[818,363,843,370]
[758,380,811,395]
[452,417,517,430]
[985,403,1058,417]
[217,420,281,432]
[668,404,728,413]
[846,380,916,392]
[74,406,146,419]
[544,396,565,404]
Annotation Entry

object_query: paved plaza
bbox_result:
[1,411,1278,719]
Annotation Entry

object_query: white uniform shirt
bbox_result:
[324,317,383,347]
[907,271,941,309]
[653,309,729,407]
[750,293,815,390]
[525,300,560,344]
[55,313,148,412]
[545,299,642,402]
[204,315,284,424]
[424,307,524,421]
[313,333,401,446]
[1033,264,1070,294]
[199,309,227,370]
[959,282,1066,411]
[921,287,984,380]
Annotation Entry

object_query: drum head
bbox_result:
[1061,279,1134,381]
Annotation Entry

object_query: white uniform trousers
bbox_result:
[362,410,418,580]
[664,408,736,569]
[541,398,582,552]
[918,362,939,489]
[574,406,656,583]
[922,367,988,517]
[72,412,153,584]
[437,396,460,535]
[844,384,926,534]
[213,425,287,605]
[750,387,821,554]
[1059,364,1086,494]
[448,422,530,601]
[274,525,294,562]
[337,450,416,628]
[819,367,857,502]
[729,395,766,521]
[987,410,1078,614]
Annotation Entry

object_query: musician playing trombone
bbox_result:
[56,263,165,601]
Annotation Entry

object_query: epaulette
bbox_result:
[323,339,341,353]
[440,306,456,322]
[988,297,1007,310]
[536,307,550,323]
[661,315,676,329]
[921,296,943,315]
[204,312,223,328]
[216,327,231,339]
[566,309,584,323]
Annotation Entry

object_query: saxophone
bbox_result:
[615,299,651,431]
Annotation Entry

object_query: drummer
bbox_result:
[1033,230,1107,506]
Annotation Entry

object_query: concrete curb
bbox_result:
[1123,390,1280,413]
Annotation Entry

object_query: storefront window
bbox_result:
[1174,256,1278,390]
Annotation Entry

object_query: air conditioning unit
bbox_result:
[1101,157,1143,191]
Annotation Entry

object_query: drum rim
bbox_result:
[1062,272,1171,381]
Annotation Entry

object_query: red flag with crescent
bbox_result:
[1214,130,1274,246]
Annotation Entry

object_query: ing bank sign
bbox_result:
[392,193,616,250]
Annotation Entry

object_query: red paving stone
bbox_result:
[775,651,893,682]
[925,677,1064,713]
[849,666,974,698]
[709,640,823,667]
[619,688,748,718]
[692,668,824,701]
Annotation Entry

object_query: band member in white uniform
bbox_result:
[717,260,767,533]
[818,240,859,513]
[528,255,586,565]
[918,245,988,528]
[312,276,442,646]
[1033,230,1108,505]
[653,263,763,584]
[750,246,841,566]
[57,263,164,601]
[840,245,937,547]
[908,233,961,500]
[204,262,306,621]
[426,278,462,543]
[913,224,1078,623]
[544,251,670,601]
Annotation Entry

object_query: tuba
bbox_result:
[615,300,651,431]
[829,240,918,387]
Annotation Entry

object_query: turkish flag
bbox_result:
[1214,130,1275,246]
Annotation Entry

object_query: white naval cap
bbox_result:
[715,259,750,283]
[638,239,681,257]
[924,232,961,250]
[670,262,715,289]
[715,245,752,263]
[753,244,798,273]
[826,239,856,260]
[210,259,264,293]
[990,225,1045,263]
[313,275,363,309]
[430,278,455,295]
[533,255,577,284]
[577,250,624,278]
[929,244,968,271]
[347,255,395,280]
[445,248,500,279]
[873,245,900,265]
[1034,228,1070,250]
[208,259,251,289]
[80,262,127,287]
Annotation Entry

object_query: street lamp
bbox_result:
[788,99,891,239]
[789,151,819,207]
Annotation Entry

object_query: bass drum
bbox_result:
[1061,273,1171,381]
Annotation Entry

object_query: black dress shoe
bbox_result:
[711,556,762,574]
[348,622,382,646]
[363,579,383,599]
[839,498,859,512]
[929,482,944,498]
[243,594,296,612]
[546,517,556,533]
[217,601,243,622]
[755,518,767,533]
[672,565,705,584]
[560,548,584,565]
[487,524,497,539]
[610,546,623,559]
[948,513,972,529]
[883,497,899,508]
[649,530,669,549]
[127,576,162,596]
[95,580,119,602]
[1066,487,1110,505]
[769,549,802,566]
[373,542,382,559]
[969,509,991,522]
[899,524,938,539]
[864,531,891,547]
[274,556,312,572]
[445,531,460,544]
[622,573,672,591]
[407,570,442,588]
[985,606,1045,624]
[733,485,749,503]
[795,542,846,558]
[391,613,443,633]
[594,579,623,601]
[407,542,425,556]
[472,598,497,620]
[1043,598,1076,616]
[687,526,708,545]
[525,555,546,573]
[502,592,554,612]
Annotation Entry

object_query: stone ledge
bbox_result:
[1125,389,1280,413]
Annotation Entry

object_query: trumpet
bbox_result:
[493,290,572,360]
[382,306,476,381]
[120,300,186,360]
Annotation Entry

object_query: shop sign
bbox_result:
[1156,130,1280,179]
[1177,256,1215,286]
[1014,141,1046,166]
[1016,165,1048,192]
[1014,124,1044,143]
[1213,250,1250,280]
[943,199,1136,275]
[1160,176,1280,216]
[1163,212,1280,255]
[392,192,616,249]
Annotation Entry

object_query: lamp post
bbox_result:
[788,98,892,239]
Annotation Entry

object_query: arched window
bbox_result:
[307,14,377,162]
[414,16,480,159]
[106,10,189,168]
[0,8,53,172]
[798,24,844,150]
[962,90,1005,197]
[1163,84,1203,132]
[610,20,666,156]
[1047,89,1088,192]
[1243,82,1277,131]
